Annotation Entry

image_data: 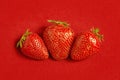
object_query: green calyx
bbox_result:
[91,27,104,41]
[48,20,69,27]
[17,29,32,48]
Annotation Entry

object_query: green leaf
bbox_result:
[16,29,31,48]
[16,41,20,47]
[91,27,104,42]
[20,42,22,48]
[95,28,99,33]
[48,20,69,27]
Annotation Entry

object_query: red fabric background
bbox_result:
[0,0,120,80]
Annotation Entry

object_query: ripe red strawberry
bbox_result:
[43,20,74,60]
[17,29,49,60]
[71,27,103,60]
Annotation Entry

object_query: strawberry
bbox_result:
[17,29,49,60]
[43,20,74,60]
[71,27,103,60]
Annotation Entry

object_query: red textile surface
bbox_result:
[0,0,120,80]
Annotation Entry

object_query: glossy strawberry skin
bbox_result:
[71,32,101,60]
[21,33,49,60]
[43,25,74,60]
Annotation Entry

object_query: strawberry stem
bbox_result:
[91,27,104,41]
[17,29,31,48]
[48,20,69,27]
